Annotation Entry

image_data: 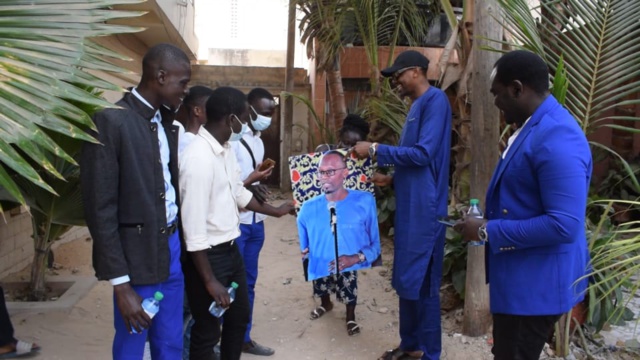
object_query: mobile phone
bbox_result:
[438,217,457,227]
[258,158,276,171]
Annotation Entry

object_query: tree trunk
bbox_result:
[326,57,347,134]
[448,0,475,206]
[29,213,52,301]
[451,100,472,205]
[281,0,296,191]
[463,0,502,337]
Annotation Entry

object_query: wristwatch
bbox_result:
[368,142,378,158]
[478,224,489,242]
[357,252,366,264]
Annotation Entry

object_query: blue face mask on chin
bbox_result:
[250,105,272,131]
[228,114,248,142]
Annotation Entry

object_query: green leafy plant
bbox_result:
[585,201,639,332]
[442,226,467,299]
[441,204,467,299]
[0,86,102,300]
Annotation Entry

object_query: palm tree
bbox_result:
[0,0,143,299]
[438,0,475,205]
[298,0,349,133]
[347,0,434,145]
[297,0,437,135]
[495,0,640,174]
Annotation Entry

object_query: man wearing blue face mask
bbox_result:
[229,87,277,356]
[180,86,294,360]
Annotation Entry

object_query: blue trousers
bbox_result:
[235,220,265,343]
[398,254,441,360]
[113,230,184,360]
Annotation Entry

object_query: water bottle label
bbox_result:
[469,240,486,246]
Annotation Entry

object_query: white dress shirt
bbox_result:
[230,128,267,224]
[179,128,254,252]
[502,116,532,159]
[131,88,178,223]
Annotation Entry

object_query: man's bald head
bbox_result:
[320,150,347,168]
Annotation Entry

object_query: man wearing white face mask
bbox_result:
[179,87,294,360]
[228,87,277,356]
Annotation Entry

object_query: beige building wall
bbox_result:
[0,206,90,280]
[207,49,287,67]
[95,0,199,102]
[156,0,199,55]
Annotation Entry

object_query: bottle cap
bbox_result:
[470,198,479,205]
[231,282,239,289]
[154,291,164,301]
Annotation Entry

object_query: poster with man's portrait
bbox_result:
[289,150,382,281]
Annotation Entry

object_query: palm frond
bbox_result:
[496,0,640,136]
[0,0,143,206]
[363,81,409,142]
[297,0,350,72]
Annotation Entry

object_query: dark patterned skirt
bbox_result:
[312,271,358,305]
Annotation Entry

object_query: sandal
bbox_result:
[309,306,329,320]
[377,347,423,360]
[346,321,361,336]
[0,340,41,359]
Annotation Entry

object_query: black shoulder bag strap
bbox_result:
[240,138,257,169]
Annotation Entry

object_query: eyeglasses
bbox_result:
[392,66,419,81]
[317,167,346,178]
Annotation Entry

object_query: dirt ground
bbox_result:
[3,200,637,360]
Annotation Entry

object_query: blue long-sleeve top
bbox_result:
[375,86,452,299]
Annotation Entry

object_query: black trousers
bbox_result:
[492,313,561,360]
[184,241,250,360]
[0,286,14,346]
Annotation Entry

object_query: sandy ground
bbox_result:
[3,200,637,359]
[4,206,496,360]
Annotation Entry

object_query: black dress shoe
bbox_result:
[242,340,275,356]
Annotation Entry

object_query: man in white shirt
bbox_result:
[229,88,277,356]
[177,85,215,360]
[179,86,293,360]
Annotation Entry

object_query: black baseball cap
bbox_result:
[381,50,430,77]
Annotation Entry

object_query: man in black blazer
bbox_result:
[81,43,191,359]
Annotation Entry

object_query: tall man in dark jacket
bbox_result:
[81,43,191,360]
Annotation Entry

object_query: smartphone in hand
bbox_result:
[258,158,276,171]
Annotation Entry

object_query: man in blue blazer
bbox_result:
[457,50,592,359]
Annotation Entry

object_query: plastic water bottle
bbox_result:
[208,282,239,317]
[467,198,485,246]
[132,291,164,333]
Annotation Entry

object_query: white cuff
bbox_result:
[110,275,131,286]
